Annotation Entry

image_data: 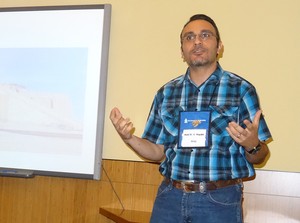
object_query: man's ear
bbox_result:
[217,41,223,54]
[217,41,224,59]
[180,47,186,62]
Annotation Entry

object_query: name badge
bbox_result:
[178,111,211,148]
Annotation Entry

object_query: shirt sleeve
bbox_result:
[240,85,272,142]
[142,94,165,144]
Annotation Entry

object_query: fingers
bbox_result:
[117,117,132,132]
[117,118,135,140]
[243,109,262,130]
[110,107,134,140]
[226,122,247,140]
[110,107,129,130]
[226,110,262,147]
[253,110,262,125]
[110,107,122,125]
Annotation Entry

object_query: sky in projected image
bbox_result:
[0,47,88,122]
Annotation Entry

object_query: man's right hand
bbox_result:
[109,107,165,161]
[110,107,134,141]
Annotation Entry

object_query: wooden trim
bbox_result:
[99,207,151,223]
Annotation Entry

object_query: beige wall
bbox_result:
[1,0,300,172]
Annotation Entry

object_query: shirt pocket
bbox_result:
[209,105,238,135]
[160,106,181,137]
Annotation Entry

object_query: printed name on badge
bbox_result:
[178,111,211,148]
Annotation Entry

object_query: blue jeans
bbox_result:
[150,180,243,223]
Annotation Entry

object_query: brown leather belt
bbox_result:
[165,178,242,193]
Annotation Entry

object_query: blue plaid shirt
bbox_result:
[142,64,272,181]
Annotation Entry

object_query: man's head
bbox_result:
[180,14,221,46]
[180,14,223,68]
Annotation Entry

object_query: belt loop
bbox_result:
[181,182,189,193]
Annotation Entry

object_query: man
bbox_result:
[110,14,271,223]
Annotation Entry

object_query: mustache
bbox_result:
[193,45,206,53]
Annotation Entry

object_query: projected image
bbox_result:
[0,48,88,154]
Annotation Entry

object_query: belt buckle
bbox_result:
[199,182,206,193]
[181,181,206,193]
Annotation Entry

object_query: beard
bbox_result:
[184,45,218,68]
[188,57,214,68]
[187,47,213,67]
[190,59,209,67]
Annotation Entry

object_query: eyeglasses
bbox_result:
[182,31,216,42]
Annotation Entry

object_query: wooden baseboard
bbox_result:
[99,207,151,223]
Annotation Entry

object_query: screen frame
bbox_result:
[0,4,111,180]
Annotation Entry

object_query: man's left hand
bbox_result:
[226,110,262,149]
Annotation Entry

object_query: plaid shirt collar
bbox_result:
[179,62,224,88]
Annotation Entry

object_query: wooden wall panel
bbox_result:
[0,160,162,223]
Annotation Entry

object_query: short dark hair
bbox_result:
[180,14,221,44]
